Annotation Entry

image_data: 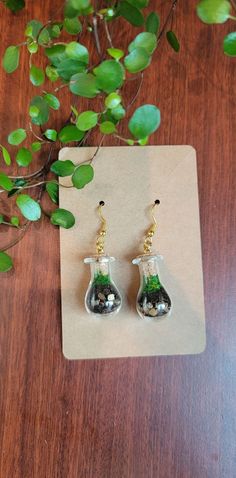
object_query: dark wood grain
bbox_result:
[0,1,236,477]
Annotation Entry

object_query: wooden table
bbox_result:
[0,1,235,477]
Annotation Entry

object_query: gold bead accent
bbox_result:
[143,201,159,254]
[96,202,107,255]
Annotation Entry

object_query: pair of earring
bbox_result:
[84,200,171,319]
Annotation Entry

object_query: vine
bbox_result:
[0,0,180,272]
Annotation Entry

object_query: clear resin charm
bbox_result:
[84,255,122,316]
[132,254,171,319]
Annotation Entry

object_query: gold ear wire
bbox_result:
[96,201,107,255]
[143,199,160,254]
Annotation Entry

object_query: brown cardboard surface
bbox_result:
[59,146,206,360]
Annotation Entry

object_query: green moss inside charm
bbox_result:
[92,272,111,286]
[143,274,162,293]
[138,273,171,318]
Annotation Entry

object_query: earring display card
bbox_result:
[59,146,206,360]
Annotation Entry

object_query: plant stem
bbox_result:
[231,0,236,13]
[104,19,113,48]
[1,221,20,228]
[157,0,178,42]
[54,83,68,93]
[29,123,45,142]
[9,145,54,181]
[92,14,102,57]
[0,221,30,252]
[89,135,105,164]
[126,72,144,110]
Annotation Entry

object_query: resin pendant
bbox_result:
[84,255,122,316]
[132,254,171,319]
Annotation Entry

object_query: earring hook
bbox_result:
[143,199,160,254]
[96,201,107,255]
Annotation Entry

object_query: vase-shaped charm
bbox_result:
[132,254,171,319]
[84,255,122,316]
[132,199,172,319]
[84,201,122,317]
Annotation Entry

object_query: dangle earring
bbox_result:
[132,200,171,319]
[84,201,122,316]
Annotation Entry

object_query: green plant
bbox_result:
[143,274,162,293]
[196,0,236,56]
[1,0,25,12]
[0,0,179,272]
[93,272,111,286]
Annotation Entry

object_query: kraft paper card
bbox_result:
[59,146,206,360]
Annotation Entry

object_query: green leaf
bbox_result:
[30,65,45,86]
[128,104,161,139]
[51,159,75,176]
[16,194,41,221]
[100,110,117,124]
[196,0,231,24]
[10,216,19,226]
[29,105,39,118]
[44,93,60,110]
[223,31,236,56]
[30,96,49,125]
[8,128,26,146]
[0,252,13,273]
[64,17,82,34]
[166,31,180,53]
[45,45,67,66]
[27,41,38,54]
[56,58,86,81]
[45,65,59,82]
[5,0,25,12]
[31,141,42,152]
[44,129,57,141]
[105,92,121,109]
[76,111,98,131]
[0,214,3,223]
[124,47,150,73]
[93,60,124,93]
[126,0,149,7]
[51,208,75,229]
[69,72,99,98]
[48,24,62,39]
[46,182,58,203]
[128,32,157,55]
[72,164,94,189]
[58,125,84,143]
[38,28,50,46]
[25,20,43,39]
[100,121,116,134]
[71,0,90,9]
[107,48,124,60]
[65,41,89,64]
[71,105,79,118]
[138,136,149,145]
[3,46,20,73]
[127,139,135,145]
[0,172,14,191]
[1,146,11,166]
[16,148,33,167]
[7,178,26,198]
[119,1,144,26]
[146,11,160,34]
[111,104,126,120]
[65,0,90,12]
[64,0,79,18]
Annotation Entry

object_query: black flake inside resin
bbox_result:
[137,274,171,318]
[86,272,121,315]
